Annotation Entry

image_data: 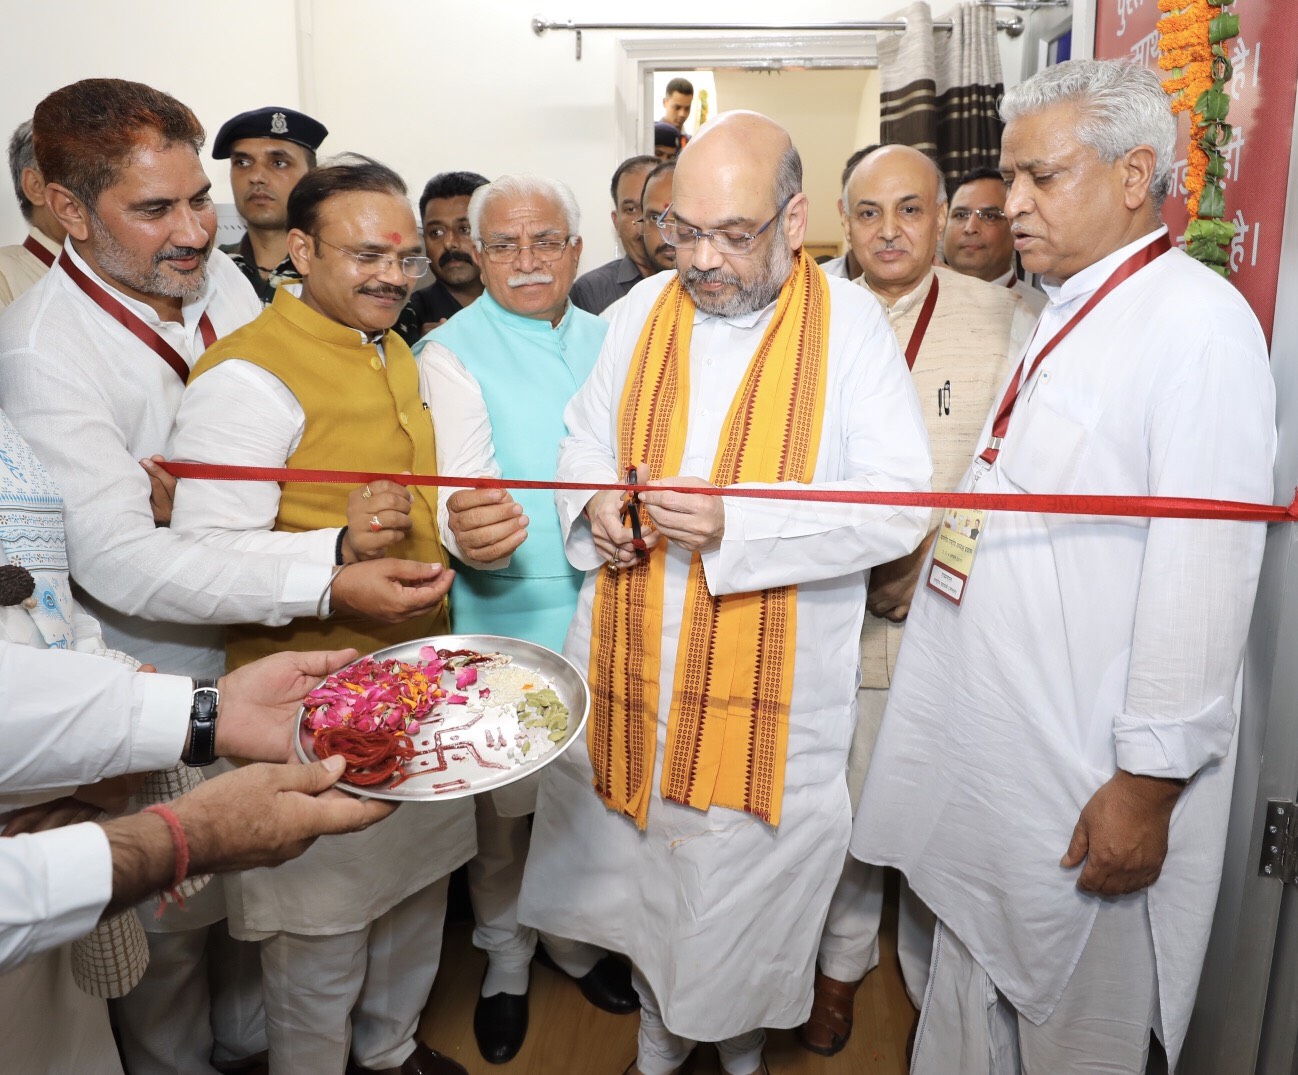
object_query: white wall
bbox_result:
[0,0,1029,268]
[0,0,300,240]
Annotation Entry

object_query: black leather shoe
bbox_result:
[536,945,640,1014]
[473,989,529,1064]
[348,1041,468,1075]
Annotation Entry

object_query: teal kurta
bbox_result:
[417,292,607,651]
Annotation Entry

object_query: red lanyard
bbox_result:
[978,233,1172,465]
[23,234,55,269]
[1004,274,1017,289]
[903,275,940,370]
[58,250,217,385]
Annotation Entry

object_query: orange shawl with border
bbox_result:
[587,250,830,829]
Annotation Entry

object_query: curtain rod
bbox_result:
[531,14,1034,59]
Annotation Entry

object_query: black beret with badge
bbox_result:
[212,107,329,160]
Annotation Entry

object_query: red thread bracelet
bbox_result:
[142,804,189,918]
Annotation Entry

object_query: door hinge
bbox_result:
[1259,799,1298,883]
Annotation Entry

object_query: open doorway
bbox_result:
[615,33,879,264]
[649,66,880,261]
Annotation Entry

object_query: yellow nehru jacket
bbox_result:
[190,287,449,669]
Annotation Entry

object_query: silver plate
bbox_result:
[294,634,589,802]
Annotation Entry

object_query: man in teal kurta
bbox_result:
[413,174,638,1065]
[418,281,604,651]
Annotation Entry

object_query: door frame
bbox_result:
[1179,86,1298,1075]
[613,33,879,163]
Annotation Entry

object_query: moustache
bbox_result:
[359,283,410,301]
[508,271,554,288]
[683,266,740,288]
[154,246,208,267]
[439,251,474,268]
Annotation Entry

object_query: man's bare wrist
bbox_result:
[1118,769,1189,799]
[99,811,177,915]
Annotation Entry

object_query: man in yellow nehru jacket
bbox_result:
[169,155,475,1075]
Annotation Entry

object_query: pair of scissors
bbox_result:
[620,466,648,559]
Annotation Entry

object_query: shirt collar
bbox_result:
[1041,226,1169,309]
[478,288,574,337]
[270,285,389,348]
[857,267,936,320]
[616,255,644,286]
[694,295,779,329]
[993,268,1016,289]
[64,240,216,329]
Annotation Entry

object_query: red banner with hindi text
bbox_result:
[1093,0,1297,345]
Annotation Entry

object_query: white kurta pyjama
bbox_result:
[518,269,933,1041]
[852,229,1276,1069]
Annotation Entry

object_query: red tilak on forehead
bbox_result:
[386,232,402,243]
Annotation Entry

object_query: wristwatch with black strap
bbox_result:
[185,678,220,767]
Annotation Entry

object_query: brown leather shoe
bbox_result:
[348,1041,468,1075]
[796,970,863,1056]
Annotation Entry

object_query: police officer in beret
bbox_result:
[214,107,327,302]
[652,120,681,162]
[212,108,426,346]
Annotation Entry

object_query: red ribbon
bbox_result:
[158,461,1298,525]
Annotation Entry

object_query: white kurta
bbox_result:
[518,270,932,1041]
[0,243,321,677]
[0,642,190,969]
[0,639,191,1075]
[993,266,1048,316]
[852,230,1276,1069]
[170,331,477,937]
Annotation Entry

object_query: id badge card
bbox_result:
[926,508,986,606]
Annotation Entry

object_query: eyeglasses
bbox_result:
[949,207,1008,225]
[657,196,791,256]
[315,236,431,278]
[478,237,575,265]
[640,208,669,228]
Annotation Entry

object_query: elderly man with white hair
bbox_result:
[853,58,1275,1073]
[414,173,640,1066]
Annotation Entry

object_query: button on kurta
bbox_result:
[370,356,383,370]
[399,412,409,426]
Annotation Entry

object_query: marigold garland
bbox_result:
[1157,0,1240,274]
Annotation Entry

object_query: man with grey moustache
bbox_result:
[413,175,638,1065]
